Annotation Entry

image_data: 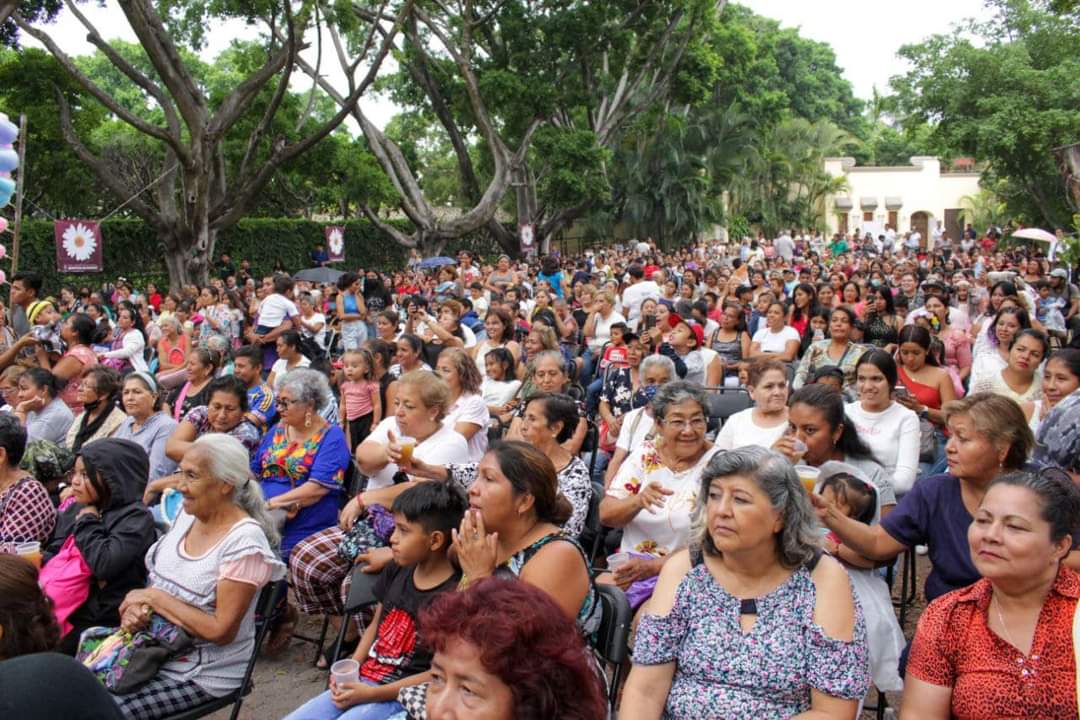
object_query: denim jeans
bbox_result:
[282,680,405,720]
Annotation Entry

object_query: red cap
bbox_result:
[667,313,704,348]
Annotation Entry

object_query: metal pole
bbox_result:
[11,113,26,273]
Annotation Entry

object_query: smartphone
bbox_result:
[894,385,910,399]
[644,315,656,330]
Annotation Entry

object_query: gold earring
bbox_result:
[305,412,312,428]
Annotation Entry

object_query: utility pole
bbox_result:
[11,113,25,273]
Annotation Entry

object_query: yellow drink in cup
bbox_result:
[16,541,41,569]
[398,436,416,466]
[794,465,820,495]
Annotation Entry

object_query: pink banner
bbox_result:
[55,220,103,272]
[325,225,345,263]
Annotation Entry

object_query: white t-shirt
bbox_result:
[622,281,660,324]
[269,356,311,392]
[300,312,327,348]
[587,311,627,352]
[614,407,654,453]
[844,401,921,494]
[444,393,490,462]
[482,378,521,408]
[714,408,788,452]
[364,418,469,490]
[257,294,298,328]
[752,325,801,353]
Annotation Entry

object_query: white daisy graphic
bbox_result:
[62,223,97,261]
[327,227,344,256]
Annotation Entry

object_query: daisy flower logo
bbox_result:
[327,227,344,257]
[62,222,97,261]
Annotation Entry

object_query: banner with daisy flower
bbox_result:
[55,220,103,272]
[324,225,345,263]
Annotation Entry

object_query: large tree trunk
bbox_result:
[160,224,214,291]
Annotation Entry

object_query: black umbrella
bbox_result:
[293,267,345,284]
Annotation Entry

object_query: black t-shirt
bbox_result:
[360,561,461,684]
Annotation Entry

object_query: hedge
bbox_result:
[12,217,502,292]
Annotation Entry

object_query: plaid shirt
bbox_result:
[0,477,57,553]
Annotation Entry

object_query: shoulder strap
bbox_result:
[689,545,704,567]
[805,547,824,573]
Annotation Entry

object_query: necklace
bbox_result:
[992,595,1019,650]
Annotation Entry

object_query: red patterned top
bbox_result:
[908,566,1080,719]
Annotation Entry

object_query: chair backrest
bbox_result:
[243,581,287,692]
[592,583,632,666]
[345,564,381,613]
[704,388,752,426]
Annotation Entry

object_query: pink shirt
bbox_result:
[341,380,377,421]
[58,345,98,413]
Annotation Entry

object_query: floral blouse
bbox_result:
[634,556,870,719]
[606,441,719,556]
[792,339,867,401]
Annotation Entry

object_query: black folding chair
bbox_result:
[162,580,287,720]
[703,387,753,429]
[591,584,632,715]
[893,548,918,628]
[327,564,381,674]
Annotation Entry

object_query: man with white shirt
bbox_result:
[621,264,660,328]
[774,230,795,262]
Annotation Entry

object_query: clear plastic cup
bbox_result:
[794,465,820,494]
[397,436,417,466]
[330,658,360,687]
[15,541,41,569]
[606,552,631,571]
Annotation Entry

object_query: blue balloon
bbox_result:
[0,148,17,173]
[0,176,14,207]
[0,118,16,145]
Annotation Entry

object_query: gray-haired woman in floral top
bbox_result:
[621,446,869,720]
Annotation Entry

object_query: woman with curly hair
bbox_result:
[421,577,606,720]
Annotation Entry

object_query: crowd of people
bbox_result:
[0,223,1079,719]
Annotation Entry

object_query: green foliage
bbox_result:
[890,0,1080,226]
[13,217,497,293]
[531,127,612,211]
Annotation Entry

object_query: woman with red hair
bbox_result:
[421,577,606,720]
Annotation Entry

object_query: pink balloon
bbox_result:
[0,217,8,233]
[0,270,8,285]
[0,244,7,259]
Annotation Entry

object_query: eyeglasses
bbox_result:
[663,417,708,431]
[275,398,297,410]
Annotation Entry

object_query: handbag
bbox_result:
[77,615,194,694]
[337,504,396,564]
[917,417,937,464]
[38,534,93,636]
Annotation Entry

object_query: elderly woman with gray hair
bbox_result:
[114,433,285,719]
[620,446,870,720]
[600,381,719,604]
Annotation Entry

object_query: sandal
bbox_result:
[263,603,298,658]
[316,636,360,669]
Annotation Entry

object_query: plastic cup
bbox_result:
[397,436,416,466]
[606,552,631,571]
[330,658,360,687]
[794,465,820,494]
[15,541,41,569]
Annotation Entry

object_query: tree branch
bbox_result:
[360,205,417,247]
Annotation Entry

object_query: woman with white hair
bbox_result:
[251,368,350,654]
[112,434,285,719]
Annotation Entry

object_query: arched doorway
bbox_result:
[910,211,930,249]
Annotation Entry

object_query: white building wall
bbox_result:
[823,156,982,240]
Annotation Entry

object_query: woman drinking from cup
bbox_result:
[903,470,1080,718]
[621,446,869,719]
[601,382,719,606]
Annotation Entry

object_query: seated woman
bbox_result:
[13,368,74,445]
[112,434,285,720]
[165,348,222,423]
[267,330,311,393]
[813,393,1078,604]
[434,348,489,463]
[42,438,156,653]
[479,347,520,422]
[288,371,467,638]
[903,470,1080,719]
[895,325,958,471]
[253,369,350,652]
[506,350,587,454]
[420,577,607,720]
[0,414,56,553]
[714,359,789,451]
[774,383,897,512]
[65,366,126,455]
[969,328,1048,404]
[791,306,865,400]
[1026,348,1080,435]
[601,381,719,605]
[399,393,591,538]
[47,313,99,413]
[113,373,178,484]
[147,376,262,503]
[0,553,61,659]
[621,446,869,719]
[968,304,1030,390]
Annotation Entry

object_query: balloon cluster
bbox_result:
[0,112,16,283]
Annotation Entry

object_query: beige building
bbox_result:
[823,156,982,245]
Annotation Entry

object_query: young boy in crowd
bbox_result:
[283,482,466,720]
